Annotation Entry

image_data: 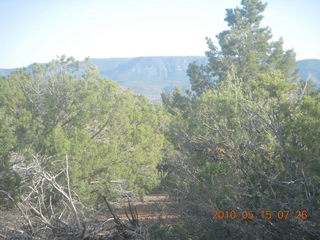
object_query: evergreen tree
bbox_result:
[188,0,296,96]
[162,1,320,238]
[0,56,169,206]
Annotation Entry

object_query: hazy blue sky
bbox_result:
[0,0,319,68]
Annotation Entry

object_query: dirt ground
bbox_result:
[0,193,182,239]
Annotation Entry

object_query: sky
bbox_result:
[0,0,319,68]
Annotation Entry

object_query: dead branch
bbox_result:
[11,154,85,238]
[125,200,139,228]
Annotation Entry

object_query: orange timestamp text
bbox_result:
[211,210,309,220]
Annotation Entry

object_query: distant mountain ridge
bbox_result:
[296,59,320,88]
[1,57,319,101]
[91,56,206,100]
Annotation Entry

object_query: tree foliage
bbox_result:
[188,0,296,96]
[162,0,320,239]
[0,56,168,205]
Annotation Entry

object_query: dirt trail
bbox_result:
[103,194,181,224]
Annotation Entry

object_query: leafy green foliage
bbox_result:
[0,56,168,206]
[0,108,21,206]
[162,0,320,239]
[188,0,296,96]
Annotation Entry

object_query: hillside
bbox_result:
[296,59,320,88]
[1,57,319,101]
[92,56,206,100]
